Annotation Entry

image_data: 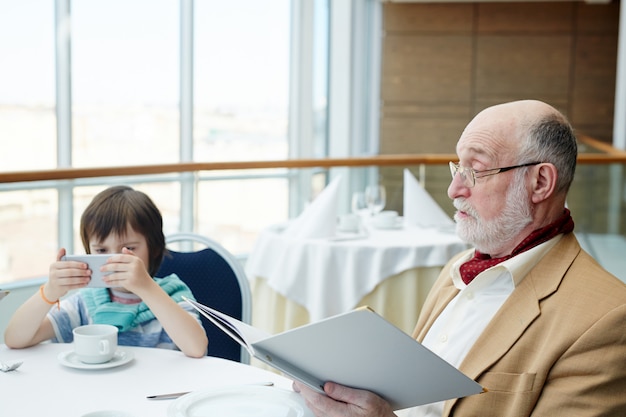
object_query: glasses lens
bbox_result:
[449,162,474,188]
[464,167,475,187]
[449,162,457,179]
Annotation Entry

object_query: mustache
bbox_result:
[453,199,478,218]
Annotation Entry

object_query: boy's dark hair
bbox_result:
[80,185,166,276]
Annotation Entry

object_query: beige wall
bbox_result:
[379,1,620,220]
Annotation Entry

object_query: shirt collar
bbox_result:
[452,234,564,289]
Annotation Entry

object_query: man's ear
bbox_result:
[531,163,557,203]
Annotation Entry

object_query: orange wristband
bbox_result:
[39,284,60,310]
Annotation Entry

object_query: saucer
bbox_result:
[58,349,134,370]
[336,226,360,233]
[81,411,135,417]
[373,219,403,230]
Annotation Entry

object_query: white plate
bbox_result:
[167,385,314,417]
[58,348,134,370]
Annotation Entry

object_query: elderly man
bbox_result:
[294,100,626,416]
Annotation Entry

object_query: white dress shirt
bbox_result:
[398,235,562,417]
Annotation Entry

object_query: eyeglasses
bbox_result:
[449,161,541,188]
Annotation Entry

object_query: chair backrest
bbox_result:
[156,232,251,363]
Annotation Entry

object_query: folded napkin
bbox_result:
[403,169,454,228]
[283,176,342,239]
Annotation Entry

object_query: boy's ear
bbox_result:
[531,163,557,203]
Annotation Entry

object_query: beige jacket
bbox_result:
[412,233,626,417]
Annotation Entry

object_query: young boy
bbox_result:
[4,185,208,358]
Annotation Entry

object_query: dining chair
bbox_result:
[156,232,251,364]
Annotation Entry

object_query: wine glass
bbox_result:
[365,185,386,216]
[351,191,368,216]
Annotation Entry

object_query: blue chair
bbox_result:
[156,233,251,363]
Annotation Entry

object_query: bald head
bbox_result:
[482,99,562,118]
[460,100,577,195]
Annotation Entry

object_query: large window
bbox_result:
[0,0,301,284]
[0,0,376,286]
[0,1,57,283]
[192,0,292,247]
[194,0,290,162]
[71,0,181,167]
[0,0,56,171]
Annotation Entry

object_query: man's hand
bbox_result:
[293,381,396,417]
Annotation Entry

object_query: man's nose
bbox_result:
[448,173,469,200]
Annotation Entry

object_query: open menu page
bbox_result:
[183,297,485,411]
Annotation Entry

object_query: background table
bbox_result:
[246,220,468,336]
[0,343,293,417]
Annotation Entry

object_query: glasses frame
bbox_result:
[449,161,541,188]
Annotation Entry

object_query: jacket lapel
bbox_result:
[441,234,582,416]
[414,250,469,342]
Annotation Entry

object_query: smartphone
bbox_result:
[61,254,118,287]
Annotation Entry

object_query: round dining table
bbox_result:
[0,342,297,417]
[247,220,468,336]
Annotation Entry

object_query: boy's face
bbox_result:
[88,224,150,271]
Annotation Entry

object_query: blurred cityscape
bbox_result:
[0,103,289,284]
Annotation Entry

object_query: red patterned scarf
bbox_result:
[459,208,574,285]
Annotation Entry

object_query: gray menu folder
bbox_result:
[184,297,484,411]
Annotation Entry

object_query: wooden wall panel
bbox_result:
[381,102,470,119]
[380,1,619,148]
[380,102,470,154]
[576,2,621,33]
[474,36,572,101]
[570,34,618,139]
[477,3,574,33]
[380,117,468,154]
[572,36,619,99]
[381,36,473,102]
[384,3,473,33]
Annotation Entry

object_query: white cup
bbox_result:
[373,210,399,229]
[73,324,118,364]
[338,213,359,232]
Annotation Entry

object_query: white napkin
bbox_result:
[283,176,342,239]
[403,169,454,228]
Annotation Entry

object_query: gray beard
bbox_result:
[454,175,533,255]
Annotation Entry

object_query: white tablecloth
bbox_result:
[0,343,294,417]
[251,265,444,338]
[246,220,468,322]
